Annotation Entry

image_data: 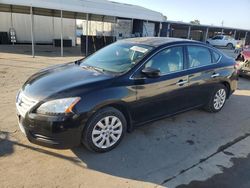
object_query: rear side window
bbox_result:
[187,46,212,68]
[213,36,223,40]
[212,50,221,62]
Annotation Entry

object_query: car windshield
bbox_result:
[80,42,153,73]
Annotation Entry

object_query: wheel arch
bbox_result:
[106,103,133,132]
[227,43,234,48]
[89,101,133,133]
[220,81,231,98]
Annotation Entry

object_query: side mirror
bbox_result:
[141,67,161,78]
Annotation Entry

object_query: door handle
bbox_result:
[176,80,188,86]
[211,73,220,78]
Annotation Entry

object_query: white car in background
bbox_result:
[206,35,238,49]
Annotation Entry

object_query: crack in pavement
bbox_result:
[160,133,250,185]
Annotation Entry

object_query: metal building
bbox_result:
[0,0,249,57]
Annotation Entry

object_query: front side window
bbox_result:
[145,46,184,75]
[81,42,153,73]
[187,46,212,68]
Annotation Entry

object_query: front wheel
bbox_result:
[204,85,227,113]
[82,107,127,153]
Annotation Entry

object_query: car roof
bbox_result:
[119,37,204,47]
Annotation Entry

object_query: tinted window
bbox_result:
[145,46,184,75]
[213,36,223,40]
[187,46,212,68]
[212,50,221,62]
[81,42,153,73]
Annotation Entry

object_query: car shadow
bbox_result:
[0,131,83,167]
[0,131,14,157]
[71,79,250,185]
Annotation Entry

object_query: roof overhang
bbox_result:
[167,21,250,32]
[0,0,164,22]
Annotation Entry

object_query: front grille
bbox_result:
[16,92,38,117]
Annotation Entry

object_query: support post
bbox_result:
[60,10,63,57]
[85,13,89,56]
[244,32,248,46]
[102,16,105,36]
[75,13,78,46]
[30,6,35,58]
[167,24,171,37]
[234,30,237,39]
[187,26,191,39]
[204,27,209,42]
[221,28,224,34]
[74,18,77,46]
[113,17,116,42]
[146,20,149,36]
[10,6,13,28]
[52,17,55,40]
[158,22,162,37]
[131,19,134,36]
[10,6,14,45]
[131,19,134,37]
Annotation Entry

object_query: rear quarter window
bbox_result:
[211,50,221,63]
[187,46,212,68]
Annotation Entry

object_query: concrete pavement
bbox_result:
[0,47,250,188]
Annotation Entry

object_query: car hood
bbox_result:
[22,62,113,100]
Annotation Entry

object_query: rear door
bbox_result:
[185,45,222,107]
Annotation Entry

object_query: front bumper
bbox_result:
[17,112,84,149]
[239,69,250,76]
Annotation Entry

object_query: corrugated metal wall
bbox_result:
[0,12,76,45]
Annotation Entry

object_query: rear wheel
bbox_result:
[82,107,127,153]
[204,84,227,113]
[227,43,234,49]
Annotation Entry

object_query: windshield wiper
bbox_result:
[81,65,105,73]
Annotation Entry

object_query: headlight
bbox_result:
[16,90,21,103]
[36,97,81,115]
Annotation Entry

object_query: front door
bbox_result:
[131,46,191,124]
[211,36,224,46]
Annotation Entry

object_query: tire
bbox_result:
[227,43,234,50]
[82,107,127,153]
[204,84,228,113]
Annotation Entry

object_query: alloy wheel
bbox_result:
[213,89,226,110]
[91,116,123,149]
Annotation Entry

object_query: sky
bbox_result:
[113,0,250,30]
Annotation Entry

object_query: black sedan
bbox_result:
[16,37,238,152]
